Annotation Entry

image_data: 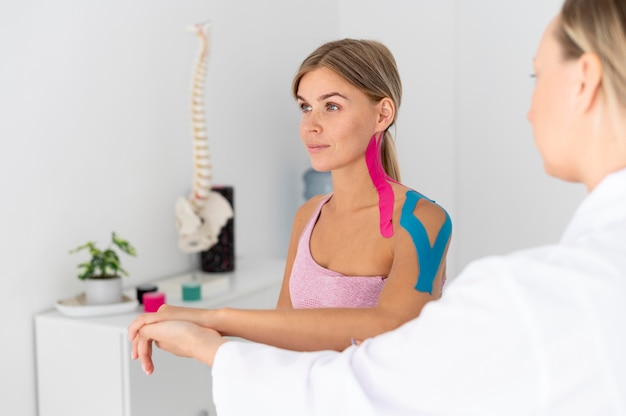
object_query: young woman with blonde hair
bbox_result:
[129,39,451,354]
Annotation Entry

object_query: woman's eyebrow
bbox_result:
[320,92,347,101]
[296,92,348,102]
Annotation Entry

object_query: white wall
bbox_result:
[0,1,589,414]
[0,1,336,414]
[453,1,587,269]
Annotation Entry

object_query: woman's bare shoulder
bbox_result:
[394,185,449,229]
[293,193,329,227]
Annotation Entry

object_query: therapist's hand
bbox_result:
[132,320,228,374]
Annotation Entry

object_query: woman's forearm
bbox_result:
[132,296,428,353]
[210,306,408,351]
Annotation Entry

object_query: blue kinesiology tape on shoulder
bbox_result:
[399,190,452,294]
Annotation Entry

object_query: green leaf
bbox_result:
[112,232,137,256]
[70,232,137,280]
[69,241,94,255]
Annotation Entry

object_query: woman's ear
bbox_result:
[575,52,603,113]
[377,98,395,131]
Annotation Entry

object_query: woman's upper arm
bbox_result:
[375,198,452,325]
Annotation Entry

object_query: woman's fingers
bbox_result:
[128,313,153,341]
[127,305,174,341]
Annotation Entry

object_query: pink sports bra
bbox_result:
[289,193,386,308]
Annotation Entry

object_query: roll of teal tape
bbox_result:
[182,281,202,301]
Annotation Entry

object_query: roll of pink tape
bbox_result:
[143,291,166,312]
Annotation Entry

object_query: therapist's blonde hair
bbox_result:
[558,0,626,134]
[292,39,403,181]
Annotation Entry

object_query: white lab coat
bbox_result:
[212,168,626,416]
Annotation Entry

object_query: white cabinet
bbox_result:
[35,257,285,416]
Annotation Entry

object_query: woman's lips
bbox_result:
[307,143,329,154]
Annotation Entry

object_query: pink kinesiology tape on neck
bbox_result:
[365,133,395,238]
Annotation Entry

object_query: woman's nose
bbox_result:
[302,112,321,134]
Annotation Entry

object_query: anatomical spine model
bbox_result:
[175,21,233,253]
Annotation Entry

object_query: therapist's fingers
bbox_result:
[134,332,155,375]
[131,331,145,360]
[131,323,150,360]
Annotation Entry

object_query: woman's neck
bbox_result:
[329,168,387,212]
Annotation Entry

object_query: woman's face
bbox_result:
[527,16,584,182]
[296,67,383,172]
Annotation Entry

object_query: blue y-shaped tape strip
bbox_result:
[400,190,452,294]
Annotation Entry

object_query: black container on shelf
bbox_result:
[200,185,235,272]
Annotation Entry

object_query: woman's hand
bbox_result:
[132,320,228,374]
[128,304,203,342]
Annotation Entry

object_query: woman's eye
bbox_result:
[326,103,339,111]
[299,103,312,113]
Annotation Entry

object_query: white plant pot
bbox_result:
[85,276,123,305]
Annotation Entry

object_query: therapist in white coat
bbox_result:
[130,0,626,414]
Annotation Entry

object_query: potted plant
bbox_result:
[69,232,137,305]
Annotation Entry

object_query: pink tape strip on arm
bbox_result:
[365,133,395,238]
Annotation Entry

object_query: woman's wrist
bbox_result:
[203,307,231,333]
